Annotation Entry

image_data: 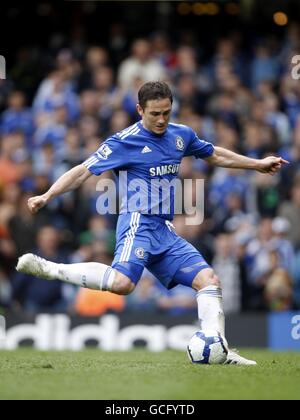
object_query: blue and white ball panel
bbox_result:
[187,330,228,365]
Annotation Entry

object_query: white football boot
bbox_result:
[225,349,257,365]
[16,253,56,280]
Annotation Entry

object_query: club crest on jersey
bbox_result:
[97,144,113,160]
[135,247,145,259]
[175,136,184,151]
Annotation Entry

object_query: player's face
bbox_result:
[137,98,172,135]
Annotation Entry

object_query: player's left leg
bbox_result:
[150,229,257,365]
[191,268,257,365]
[191,268,225,337]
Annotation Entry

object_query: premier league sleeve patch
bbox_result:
[96,144,113,160]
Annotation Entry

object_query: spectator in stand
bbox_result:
[0,267,11,310]
[210,38,246,85]
[150,31,178,71]
[79,90,100,119]
[281,75,300,129]
[262,93,292,146]
[279,178,300,249]
[0,184,18,273]
[0,132,28,186]
[74,288,125,317]
[175,74,202,114]
[271,217,295,274]
[78,115,101,144]
[292,250,300,309]
[33,70,80,124]
[245,218,275,309]
[251,43,281,89]
[0,79,14,113]
[60,127,83,168]
[11,226,72,314]
[212,234,241,314]
[9,191,49,257]
[106,109,131,137]
[77,46,110,92]
[118,39,166,89]
[252,169,281,217]
[121,76,144,121]
[125,270,160,313]
[93,66,120,127]
[264,248,293,311]
[156,284,197,316]
[209,167,251,216]
[243,121,265,159]
[1,91,34,147]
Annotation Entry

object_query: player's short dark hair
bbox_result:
[138,81,173,110]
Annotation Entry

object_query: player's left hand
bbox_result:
[257,156,289,175]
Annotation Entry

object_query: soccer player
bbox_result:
[17,81,288,364]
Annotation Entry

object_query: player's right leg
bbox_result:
[16,253,135,295]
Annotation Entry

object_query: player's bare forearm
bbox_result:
[205,146,289,175]
[28,165,92,214]
[44,164,92,200]
[206,147,259,169]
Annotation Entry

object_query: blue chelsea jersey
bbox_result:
[83,121,214,220]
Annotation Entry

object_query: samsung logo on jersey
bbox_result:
[150,164,180,177]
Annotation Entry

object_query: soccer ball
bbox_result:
[187,329,228,365]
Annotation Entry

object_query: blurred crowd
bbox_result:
[1,23,300,317]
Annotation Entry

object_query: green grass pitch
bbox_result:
[0,349,300,400]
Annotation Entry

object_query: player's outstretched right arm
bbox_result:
[28,164,92,214]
